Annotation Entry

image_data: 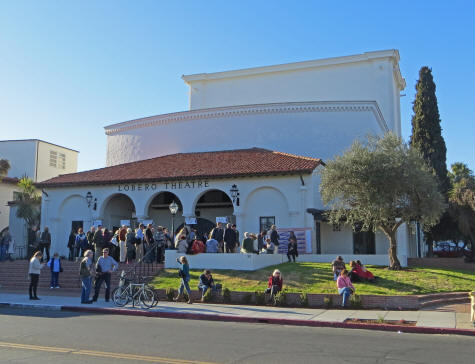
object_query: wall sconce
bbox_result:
[86,192,93,207]
[230,184,240,206]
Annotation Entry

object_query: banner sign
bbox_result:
[120,220,131,227]
[276,228,313,254]
[216,217,228,223]
[93,220,102,228]
[185,217,197,225]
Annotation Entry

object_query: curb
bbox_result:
[3,301,474,336]
[61,305,475,337]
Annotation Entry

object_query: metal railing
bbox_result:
[120,242,162,284]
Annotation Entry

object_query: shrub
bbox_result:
[300,292,308,307]
[202,289,214,303]
[222,288,232,303]
[255,291,266,306]
[242,293,253,305]
[274,290,287,307]
[165,288,175,301]
[350,294,362,308]
[323,296,333,308]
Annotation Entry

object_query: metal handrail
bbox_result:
[121,241,162,284]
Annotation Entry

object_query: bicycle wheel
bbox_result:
[139,288,155,308]
[112,287,129,307]
[145,284,159,307]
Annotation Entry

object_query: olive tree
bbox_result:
[319,133,445,269]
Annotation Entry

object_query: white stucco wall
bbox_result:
[0,140,37,179]
[0,182,19,232]
[41,174,315,257]
[36,141,78,182]
[105,102,386,166]
[183,50,405,133]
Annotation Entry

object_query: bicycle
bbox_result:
[112,271,158,308]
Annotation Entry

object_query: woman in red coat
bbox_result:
[265,269,283,302]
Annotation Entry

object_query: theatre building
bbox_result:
[38,49,422,266]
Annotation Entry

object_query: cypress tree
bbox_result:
[410,67,450,253]
[410,67,450,195]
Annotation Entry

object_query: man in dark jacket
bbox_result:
[270,225,279,254]
[211,222,224,253]
[86,226,95,250]
[144,224,155,263]
[38,227,51,262]
[198,270,217,301]
[93,226,104,259]
[223,223,237,253]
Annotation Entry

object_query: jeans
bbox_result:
[81,276,92,303]
[0,244,8,261]
[198,284,216,297]
[178,278,191,296]
[93,272,111,301]
[338,287,352,307]
[50,272,59,287]
[29,273,39,298]
[38,243,50,261]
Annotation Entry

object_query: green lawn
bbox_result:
[150,262,475,295]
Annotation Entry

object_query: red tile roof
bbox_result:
[37,148,324,188]
[0,176,19,185]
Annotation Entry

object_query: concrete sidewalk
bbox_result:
[0,292,473,334]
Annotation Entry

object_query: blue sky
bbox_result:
[0,1,473,172]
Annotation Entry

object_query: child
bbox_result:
[47,252,62,289]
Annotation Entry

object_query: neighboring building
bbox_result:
[0,139,78,257]
[0,139,78,182]
[39,49,423,266]
[0,177,19,234]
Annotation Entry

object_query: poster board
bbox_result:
[120,219,131,227]
[276,228,313,254]
[216,216,228,223]
[93,220,102,228]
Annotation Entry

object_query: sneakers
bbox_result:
[50,286,54,289]
[55,286,60,289]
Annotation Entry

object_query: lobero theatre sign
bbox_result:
[117,180,210,192]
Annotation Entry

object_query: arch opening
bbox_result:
[147,191,183,234]
[102,193,136,232]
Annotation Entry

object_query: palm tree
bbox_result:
[15,177,41,229]
[0,158,10,177]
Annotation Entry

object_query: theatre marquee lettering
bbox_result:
[117,180,210,192]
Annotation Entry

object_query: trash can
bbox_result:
[471,291,475,325]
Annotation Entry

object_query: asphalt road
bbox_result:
[0,307,474,364]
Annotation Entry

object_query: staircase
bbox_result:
[0,259,162,294]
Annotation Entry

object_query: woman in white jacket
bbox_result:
[28,251,44,300]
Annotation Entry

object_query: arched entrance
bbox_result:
[194,189,234,237]
[102,193,136,232]
[147,192,183,234]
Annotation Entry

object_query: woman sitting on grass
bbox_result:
[337,269,354,307]
[265,269,283,304]
[349,260,375,283]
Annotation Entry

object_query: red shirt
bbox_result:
[268,275,283,290]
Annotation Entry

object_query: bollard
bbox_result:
[471,292,475,326]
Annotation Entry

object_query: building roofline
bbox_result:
[181,49,405,89]
[0,139,79,153]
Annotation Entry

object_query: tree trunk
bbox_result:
[387,231,401,270]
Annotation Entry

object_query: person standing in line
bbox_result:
[47,252,62,289]
[93,225,104,259]
[92,248,118,303]
[163,228,173,250]
[144,223,154,263]
[125,228,136,263]
[135,224,144,261]
[241,232,258,254]
[0,230,12,261]
[224,223,237,253]
[67,228,76,261]
[174,256,192,304]
[211,222,224,253]
[154,226,165,263]
[75,228,88,261]
[79,250,94,304]
[270,225,279,254]
[86,226,95,251]
[118,225,127,263]
[27,226,40,259]
[38,227,51,262]
[287,231,298,262]
[257,230,267,252]
[28,251,44,300]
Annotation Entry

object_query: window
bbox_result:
[49,151,57,167]
[353,231,376,254]
[13,191,22,201]
[259,216,275,233]
[58,153,66,169]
